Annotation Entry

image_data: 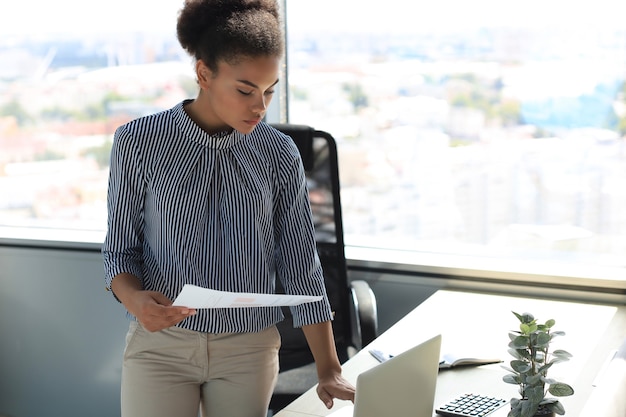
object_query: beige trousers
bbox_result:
[121,321,281,417]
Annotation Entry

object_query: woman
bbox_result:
[102,1,355,416]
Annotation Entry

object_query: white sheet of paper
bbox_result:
[172,284,323,309]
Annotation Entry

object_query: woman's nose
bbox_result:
[251,95,267,113]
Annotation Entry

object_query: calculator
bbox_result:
[435,393,508,417]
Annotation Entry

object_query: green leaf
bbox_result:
[526,373,543,386]
[545,319,555,328]
[511,360,531,373]
[534,332,550,347]
[526,386,544,403]
[552,349,572,359]
[548,383,574,397]
[540,398,558,405]
[538,362,554,373]
[509,398,525,417]
[546,400,566,415]
[503,374,521,384]
[513,311,535,323]
[550,356,570,364]
[511,335,529,349]
[519,399,539,417]
[501,365,515,373]
[516,349,531,360]
[508,348,523,360]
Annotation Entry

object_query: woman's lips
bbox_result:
[244,118,261,126]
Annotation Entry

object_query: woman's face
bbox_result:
[196,55,280,135]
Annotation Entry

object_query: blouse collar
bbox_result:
[172,100,244,149]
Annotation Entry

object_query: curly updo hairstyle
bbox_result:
[177,0,284,73]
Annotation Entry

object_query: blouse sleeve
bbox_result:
[273,144,334,327]
[101,124,146,294]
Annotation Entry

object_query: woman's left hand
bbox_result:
[316,372,356,409]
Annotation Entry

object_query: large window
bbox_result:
[1,1,625,283]
[285,0,626,278]
[0,1,191,234]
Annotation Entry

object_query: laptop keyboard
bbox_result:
[435,393,508,417]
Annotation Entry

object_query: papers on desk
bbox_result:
[172,284,322,309]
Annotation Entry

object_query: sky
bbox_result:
[286,0,626,33]
[287,0,626,33]
[0,0,182,35]
[1,0,625,36]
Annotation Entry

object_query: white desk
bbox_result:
[275,290,626,417]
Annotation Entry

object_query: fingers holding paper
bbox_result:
[110,273,197,332]
[131,290,197,332]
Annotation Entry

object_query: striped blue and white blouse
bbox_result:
[102,100,333,333]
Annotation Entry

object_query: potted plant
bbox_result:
[502,311,575,417]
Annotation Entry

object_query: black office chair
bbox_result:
[268,124,378,413]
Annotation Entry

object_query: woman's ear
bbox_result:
[196,60,212,89]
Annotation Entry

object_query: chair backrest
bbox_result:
[271,124,353,370]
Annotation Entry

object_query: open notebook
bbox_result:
[370,348,501,370]
[328,334,442,417]
[439,352,502,369]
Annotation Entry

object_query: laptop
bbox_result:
[329,334,442,417]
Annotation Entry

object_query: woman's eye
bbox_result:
[237,89,252,96]
[265,90,275,96]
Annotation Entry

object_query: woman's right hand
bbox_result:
[126,290,197,332]
[111,273,197,332]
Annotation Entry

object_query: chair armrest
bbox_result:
[350,280,378,349]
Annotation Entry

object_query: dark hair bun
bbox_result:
[177,0,281,59]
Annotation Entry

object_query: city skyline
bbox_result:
[1,0,626,266]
